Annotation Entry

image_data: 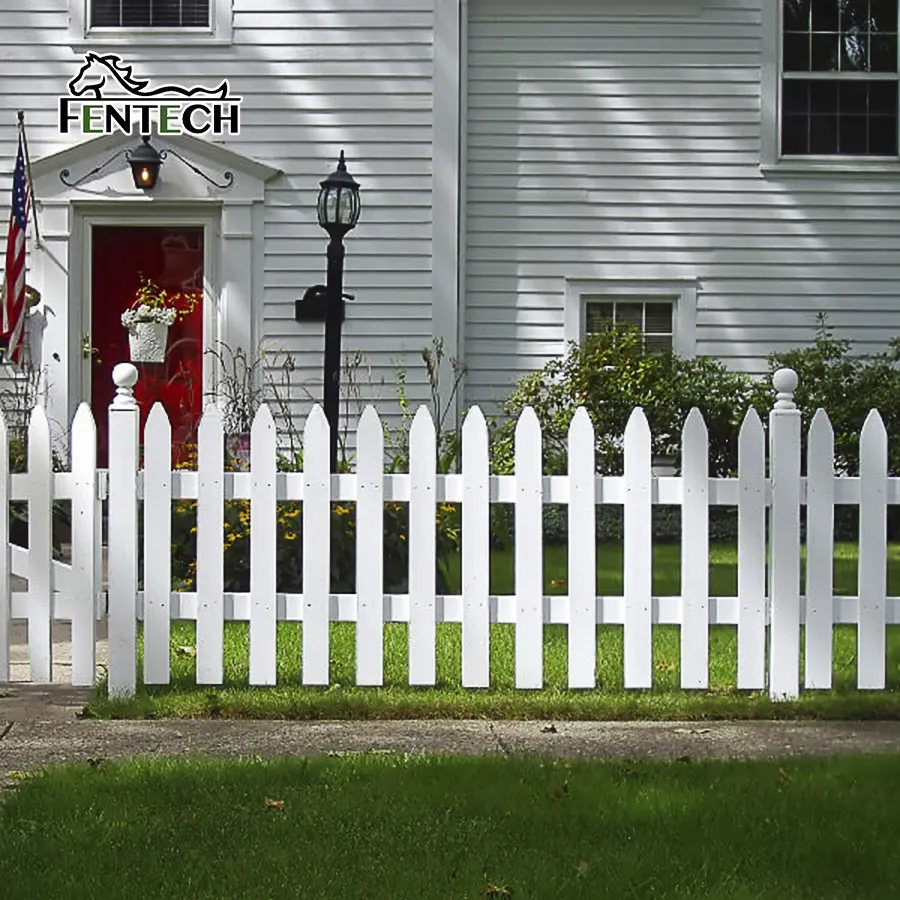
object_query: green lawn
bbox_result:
[85,541,900,721]
[2,753,899,899]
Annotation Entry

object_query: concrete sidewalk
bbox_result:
[1,683,899,793]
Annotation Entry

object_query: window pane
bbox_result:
[871,0,899,32]
[784,32,812,70]
[616,303,643,329]
[783,80,810,114]
[839,115,868,153]
[870,80,897,113]
[812,33,840,70]
[869,114,899,154]
[839,81,868,112]
[811,0,840,31]
[91,0,120,25]
[645,334,673,355]
[870,34,898,71]
[585,303,615,333]
[840,0,871,31]
[810,114,839,152]
[784,0,811,31]
[121,1,151,26]
[644,303,673,334]
[782,114,809,153]
[840,32,869,70]
[811,80,838,112]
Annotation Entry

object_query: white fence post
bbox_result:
[107,364,140,698]
[27,405,53,683]
[70,403,97,686]
[768,368,802,700]
[0,411,9,683]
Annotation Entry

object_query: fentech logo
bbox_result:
[59,52,242,137]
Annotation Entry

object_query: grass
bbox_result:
[2,753,900,899]
[85,541,900,721]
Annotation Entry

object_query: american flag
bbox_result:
[3,133,29,365]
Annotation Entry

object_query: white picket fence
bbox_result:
[0,364,897,701]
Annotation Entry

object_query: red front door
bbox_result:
[90,226,204,466]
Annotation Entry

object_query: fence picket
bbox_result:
[462,406,490,688]
[515,407,543,689]
[250,404,278,686]
[737,407,766,690]
[143,403,171,685]
[408,406,437,686]
[805,409,835,689]
[681,407,709,689]
[27,405,53,683]
[858,409,887,690]
[70,403,97,686]
[623,407,652,689]
[0,411,8,683]
[567,408,596,689]
[196,403,224,685]
[768,370,802,700]
[302,405,331,686]
[356,406,385,686]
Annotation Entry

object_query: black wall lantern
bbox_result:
[126,135,162,191]
[295,151,361,472]
[60,133,234,192]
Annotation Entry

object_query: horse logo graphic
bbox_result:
[67,52,231,101]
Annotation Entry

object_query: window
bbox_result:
[585,300,674,354]
[563,278,697,358]
[90,0,210,28]
[781,0,899,156]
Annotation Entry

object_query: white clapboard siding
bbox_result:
[462,405,490,688]
[250,404,278,686]
[680,407,709,689]
[26,405,52,683]
[768,391,802,701]
[858,409,888,690]
[356,405,385,686]
[408,405,437,686]
[69,403,97,687]
[515,406,543,689]
[143,403,172,686]
[737,406,766,691]
[197,403,225,685]
[567,407,596,689]
[0,410,8,683]
[623,407,653,690]
[805,409,835,690]
[302,405,331,686]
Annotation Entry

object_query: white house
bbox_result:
[0,0,898,449]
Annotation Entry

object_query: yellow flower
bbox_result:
[286,507,300,518]
[239,511,250,526]
[190,526,198,534]
[399,534,406,541]
[334,505,349,516]
[284,531,297,541]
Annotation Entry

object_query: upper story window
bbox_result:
[90,1,210,29]
[782,1,899,156]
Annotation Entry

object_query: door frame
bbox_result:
[72,204,221,417]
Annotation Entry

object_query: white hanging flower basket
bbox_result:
[127,321,170,363]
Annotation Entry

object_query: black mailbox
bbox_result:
[295,285,354,323]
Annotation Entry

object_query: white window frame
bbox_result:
[68,0,233,47]
[563,278,697,358]
[762,0,900,173]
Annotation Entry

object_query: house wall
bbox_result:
[0,0,438,440]
[463,0,900,410]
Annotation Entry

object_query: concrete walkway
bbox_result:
[1,683,899,794]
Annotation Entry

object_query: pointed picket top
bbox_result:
[198,400,224,436]
[738,405,765,449]
[358,404,383,449]
[304,403,330,440]
[808,407,833,443]
[410,404,435,443]
[145,401,170,432]
[568,406,594,447]
[71,401,97,444]
[251,401,275,435]
[0,405,7,448]
[624,405,651,441]
[27,402,49,438]
[463,404,486,434]
[739,404,764,433]
[515,405,540,436]
[860,407,887,449]
[682,406,708,442]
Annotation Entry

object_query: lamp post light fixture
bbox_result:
[126,135,163,190]
[314,150,361,472]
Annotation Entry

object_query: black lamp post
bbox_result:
[314,151,361,472]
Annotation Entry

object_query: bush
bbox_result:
[489,324,771,479]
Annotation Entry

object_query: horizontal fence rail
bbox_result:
[1,365,898,701]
